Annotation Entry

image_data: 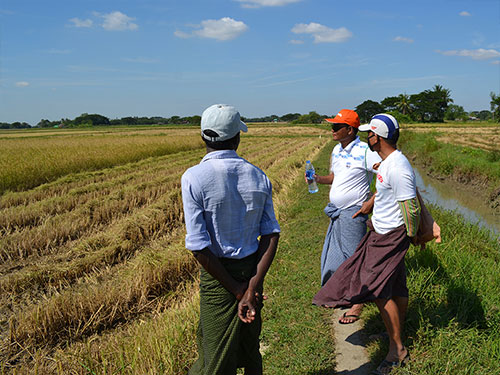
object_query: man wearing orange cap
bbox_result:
[313,109,381,324]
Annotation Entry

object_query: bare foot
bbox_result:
[338,304,363,324]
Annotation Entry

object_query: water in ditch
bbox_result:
[413,166,500,238]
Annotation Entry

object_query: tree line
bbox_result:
[355,85,499,124]
[34,114,203,128]
[1,86,499,129]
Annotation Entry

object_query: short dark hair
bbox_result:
[202,132,240,150]
[384,128,399,146]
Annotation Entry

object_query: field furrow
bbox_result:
[0,134,204,194]
[0,149,205,210]
[0,127,329,371]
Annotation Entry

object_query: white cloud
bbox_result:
[15,81,29,87]
[0,9,15,15]
[235,0,302,8]
[291,23,352,43]
[175,18,248,41]
[290,39,304,45]
[69,17,93,28]
[97,11,138,31]
[393,36,414,43]
[122,57,159,63]
[174,30,192,39]
[492,60,500,65]
[437,48,500,60]
[459,11,471,17]
[46,49,71,54]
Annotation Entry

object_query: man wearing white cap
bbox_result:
[181,104,280,375]
[314,113,420,374]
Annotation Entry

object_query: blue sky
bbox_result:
[1,0,500,125]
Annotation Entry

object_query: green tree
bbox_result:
[37,119,53,128]
[381,96,399,112]
[355,100,385,123]
[409,86,453,123]
[409,92,432,122]
[444,104,467,121]
[308,111,323,124]
[121,117,138,125]
[395,93,411,116]
[479,110,492,121]
[169,116,180,124]
[280,113,301,122]
[73,113,110,126]
[429,85,453,122]
[490,92,500,122]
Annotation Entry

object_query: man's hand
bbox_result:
[234,281,249,301]
[311,173,334,185]
[432,221,442,243]
[411,221,442,250]
[238,288,260,323]
[352,193,376,218]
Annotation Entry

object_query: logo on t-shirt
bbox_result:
[377,174,383,182]
[345,161,351,168]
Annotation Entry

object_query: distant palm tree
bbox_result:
[433,84,453,105]
[396,93,411,115]
[490,92,500,122]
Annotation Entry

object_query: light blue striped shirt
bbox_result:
[181,150,280,259]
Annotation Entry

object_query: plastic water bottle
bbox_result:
[305,160,318,193]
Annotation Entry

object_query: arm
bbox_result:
[182,173,247,299]
[314,172,334,184]
[238,232,280,323]
[397,197,421,239]
[352,192,376,218]
[192,249,248,300]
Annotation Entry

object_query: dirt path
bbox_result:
[332,308,373,374]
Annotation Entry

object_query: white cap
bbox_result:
[358,113,399,139]
[201,104,248,142]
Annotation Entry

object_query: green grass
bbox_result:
[363,204,500,375]
[2,127,498,374]
[398,131,500,188]
[261,136,500,374]
[403,121,499,129]
[261,140,336,374]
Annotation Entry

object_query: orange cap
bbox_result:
[325,109,360,128]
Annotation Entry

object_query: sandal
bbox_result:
[371,351,410,374]
[338,312,360,324]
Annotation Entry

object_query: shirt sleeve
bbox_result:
[389,163,417,201]
[259,180,281,235]
[397,197,421,237]
[365,148,382,173]
[181,171,212,251]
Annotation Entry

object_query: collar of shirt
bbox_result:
[201,150,240,163]
[339,136,360,153]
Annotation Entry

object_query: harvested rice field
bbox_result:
[0,124,328,374]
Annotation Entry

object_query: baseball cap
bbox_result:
[201,104,248,142]
[359,113,399,139]
[325,109,360,128]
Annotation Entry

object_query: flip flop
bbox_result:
[371,351,410,375]
[338,312,360,324]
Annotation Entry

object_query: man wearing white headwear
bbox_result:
[314,114,421,375]
[182,104,280,375]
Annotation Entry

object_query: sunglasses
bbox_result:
[331,124,348,132]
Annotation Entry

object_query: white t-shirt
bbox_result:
[372,150,417,234]
[329,137,382,209]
